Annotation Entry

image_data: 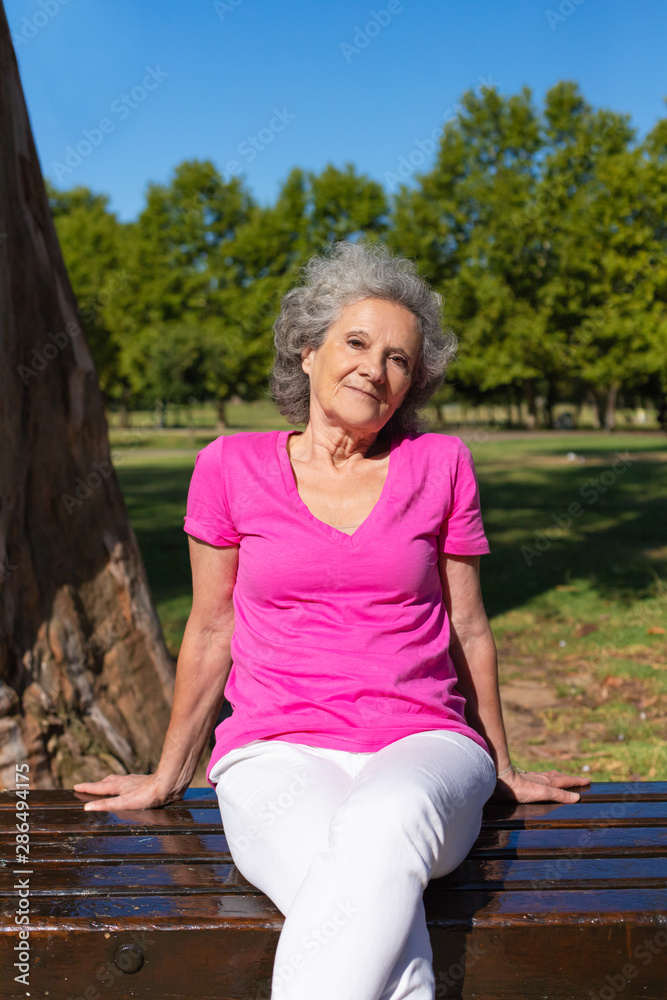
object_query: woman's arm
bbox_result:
[152,536,238,797]
[74,536,239,810]
[438,552,590,803]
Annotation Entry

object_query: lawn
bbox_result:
[112,418,667,784]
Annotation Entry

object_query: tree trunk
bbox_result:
[657,395,667,433]
[544,380,557,430]
[118,387,131,429]
[216,398,227,430]
[0,7,175,790]
[505,391,513,429]
[592,392,605,430]
[604,382,619,432]
[523,379,537,430]
[187,396,197,446]
[155,399,166,429]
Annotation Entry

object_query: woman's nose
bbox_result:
[358,355,386,381]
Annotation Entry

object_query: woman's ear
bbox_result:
[301,345,314,374]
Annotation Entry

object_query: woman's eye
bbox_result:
[347,341,407,367]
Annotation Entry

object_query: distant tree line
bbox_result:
[48,81,667,430]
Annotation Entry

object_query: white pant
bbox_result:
[211,730,497,1000]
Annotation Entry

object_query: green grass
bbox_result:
[113,410,667,782]
[107,399,663,433]
[468,433,667,615]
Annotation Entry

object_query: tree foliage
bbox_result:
[49,83,667,429]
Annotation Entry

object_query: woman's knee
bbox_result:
[327,777,444,863]
[326,754,492,866]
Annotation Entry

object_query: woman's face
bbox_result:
[301,297,422,435]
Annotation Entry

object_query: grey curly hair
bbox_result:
[268,240,457,440]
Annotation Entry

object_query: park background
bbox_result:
[5,0,667,786]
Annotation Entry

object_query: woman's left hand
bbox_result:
[493,765,591,803]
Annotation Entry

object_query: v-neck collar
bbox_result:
[277,429,399,548]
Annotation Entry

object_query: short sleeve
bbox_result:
[183,436,242,546]
[438,440,490,555]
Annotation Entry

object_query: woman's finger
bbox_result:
[73,775,127,791]
[82,798,118,812]
[498,773,583,803]
[516,783,580,804]
[544,784,581,803]
[75,775,150,799]
[73,782,114,793]
[82,791,145,812]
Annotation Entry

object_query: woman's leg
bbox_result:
[376,901,436,1000]
[214,739,439,999]
[213,739,356,915]
[269,731,497,1000]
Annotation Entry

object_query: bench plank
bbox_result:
[2,781,665,806]
[1,781,666,999]
[4,857,667,896]
[2,825,666,861]
[4,800,667,835]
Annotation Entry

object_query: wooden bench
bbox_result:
[1,781,666,999]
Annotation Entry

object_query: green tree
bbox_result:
[389,80,666,429]
[388,81,548,423]
[47,183,127,400]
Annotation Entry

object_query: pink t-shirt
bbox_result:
[183,429,492,787]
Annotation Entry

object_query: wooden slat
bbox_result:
[471,824,667,857]
[431,856,667,890]
[4,799,667,836]
[2,824,666,863]
[482,799,667,826]
[2,857,667,897]
[0,806,224,834]
[1,781,665,1000]
[1,780,666,808]
[2,886,667,926]
[0,787,220,807]
[0,832,232,860]
[2,862,244,895]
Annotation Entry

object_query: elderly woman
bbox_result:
[75,241,590,1000]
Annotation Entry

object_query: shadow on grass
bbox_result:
[116,465,193,607]
[478,455,667,619]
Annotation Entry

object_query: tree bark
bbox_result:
[544,380,557,430]
[216,398,227,430]
[118,387,131,429]
[505,390,513,429]
[523,379,537,430]
[0,7,175,790]
[604,382,619,431]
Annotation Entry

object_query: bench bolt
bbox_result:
[113,942,144,974]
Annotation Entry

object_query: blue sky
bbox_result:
[6,0,667,222]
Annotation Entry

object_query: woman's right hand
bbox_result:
[73,772,182,812]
